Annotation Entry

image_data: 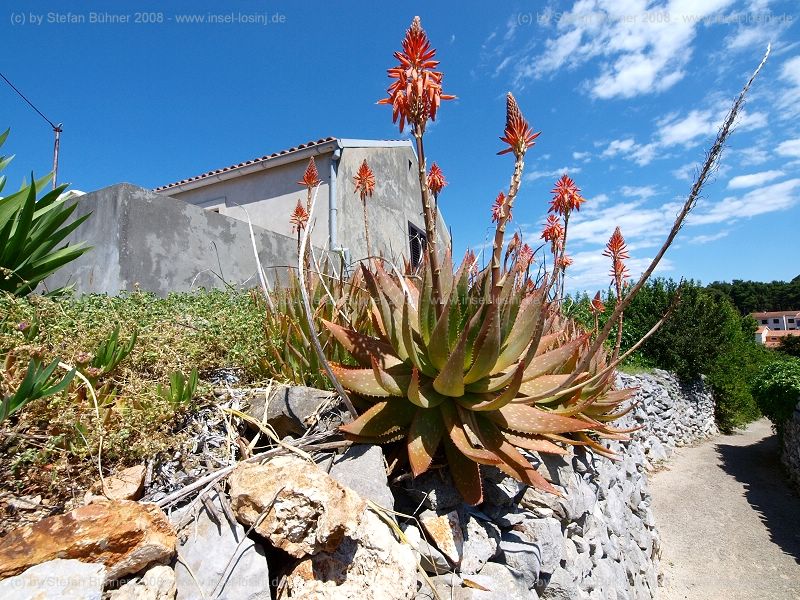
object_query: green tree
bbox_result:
[778,335,800,358]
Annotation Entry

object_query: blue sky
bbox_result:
[2,0,798,292]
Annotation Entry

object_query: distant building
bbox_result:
[756,327,800,348]
[155,137,449,267]
[751,310,800,332]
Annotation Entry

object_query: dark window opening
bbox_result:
[789,319,795,323]
[408,222,427,270]
[210,208,220,213]
[773,319,780,323]
[761,319,768,324]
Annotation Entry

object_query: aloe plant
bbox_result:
[323,255,633,503]
[82,326,138,382]
[0,129,92,296]
[157,368,198,408]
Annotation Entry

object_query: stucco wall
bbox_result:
[43,183,307,296]
[336,145,450,264]
[165,154,332,250]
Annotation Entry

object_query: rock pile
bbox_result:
[0,369,719,599]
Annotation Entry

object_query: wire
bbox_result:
[0,70,59,131]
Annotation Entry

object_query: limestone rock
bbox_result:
[402,523,451,574]
[172,489,269,600]
[86,465,146,503]
[329,445,394,511]
[405,469,463,511]
[418,563,532,600]
[460,516,500,575]
[419,509,464,566]
[281,509,416,599]
[108,565,177,600]
[228,456,365,558]
[0,559,105,600]
[244,385,339,437]
[0,500,176,581]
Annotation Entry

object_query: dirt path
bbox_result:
[650,419,800,599]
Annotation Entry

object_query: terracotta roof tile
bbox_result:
[154,137,338,192]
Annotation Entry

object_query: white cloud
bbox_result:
[688,230,731,244]
[777,138,800,158]
[727,170,785,189]
[736,146,769,165]
[572,151,592,161]
[513,0,736,99]
[620,185,658,199]
[672,162,699,182]
[524,166,582,182]
[776,56,800,118]
[602,138,636,158]
[690,178,800,225]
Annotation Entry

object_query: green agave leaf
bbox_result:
[329,363,394,397]
[427,298,452,371]
[443,438,483,505]
[339,399,417,439]
[408,367,448,408]
[321,319,401,369]
[490,404,596,435]
[464,367,519,394]
[401,300,437,378]
[407,407,445,476]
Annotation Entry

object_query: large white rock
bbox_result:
[0,559,105,600]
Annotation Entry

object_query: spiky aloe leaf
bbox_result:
[322,319,401,369]
[329,363,393,397]
[493,287,545,373]
[517,374,576,399]
[408,367,448,408]
[339,399,417,439]
[427,299,452,370]
[370,357,411,396]
[463,304,501,385]
[443,438,483,505]
[432,325,469,397]
[462,362,525,411]
[501,431,569,455]
[440,402,501,465]
[407,407,444,476]
[490,404,595,435]
[522,335,588,381]
[475,416,559,495]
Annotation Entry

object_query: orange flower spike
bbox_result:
[603,226,630,282]
[557,255,574,269]
[353,159,376,202]
[378,17,455,132]
[491,192,508,223]
[517,243,534,271]
[290,199,309,233]
[541,214,564,245]
[498,92,540,158]
[298,157,321,189]
[590,291,605,313]
[549,174,585,216]
[427,163,447,196]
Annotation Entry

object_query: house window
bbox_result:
[789,319,795,323]
[408,222,427,270]
[761,320,768,324]
[773,319,780,324]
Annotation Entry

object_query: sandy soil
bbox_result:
[651,419,800,600]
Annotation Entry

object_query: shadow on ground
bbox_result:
[717,432,800,563]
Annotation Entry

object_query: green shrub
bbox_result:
[752,359,800,433]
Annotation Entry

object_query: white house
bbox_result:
[751,311,800,332]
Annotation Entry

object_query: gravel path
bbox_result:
[651,419,800,600]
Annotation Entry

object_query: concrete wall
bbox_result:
[165,155,332,250]
[336,145,450,264]
[43,183,306,297]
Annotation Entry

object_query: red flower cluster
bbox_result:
[603,227,630,284]
[541,214,564,248]
[517,243,534,272]
[549,174,585,216]
[427,162,447,196]
[491,192,508,223]
[354,159,376,202]
[498,93,540,158]
[378,17,455,132]
[557,255,573,269]
[590,291,605,313]
[290,199,309,233]
[298,157,321,189]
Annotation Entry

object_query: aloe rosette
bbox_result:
[323,254,634,504]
